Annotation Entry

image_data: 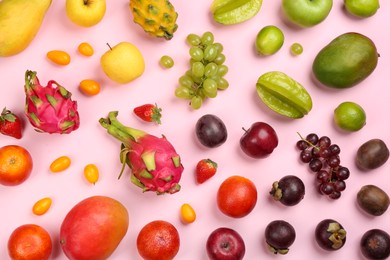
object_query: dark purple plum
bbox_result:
[315,219,346,251]
[270,175,305,206]
[195,114,227,148]
[360,229,390,259]
[264,220,295,255]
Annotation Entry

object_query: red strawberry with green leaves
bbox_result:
[133,104,162,124]
[0,107,23,139]
[195,158,218,184]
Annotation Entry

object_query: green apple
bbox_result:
[344,0,379,18]
[282,0,333,27]
[100,42,145,84]
[66,0,106,27]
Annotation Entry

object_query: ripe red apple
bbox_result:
[206,227,246,260]
[240,122,278,158]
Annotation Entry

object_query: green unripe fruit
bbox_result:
[255,25,284,56]
[312,32,378,88]
[334,101,366,132]
[290,43,303,56]
[160,55,174,68]
[344,0,380,18]
[256,71,313,118]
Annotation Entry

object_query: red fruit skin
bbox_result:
[240,122,278,159]
[137,220,180,260]
[0,145,33,186]
[206,227,246,260]
[133,104,162,124]
[0,109,23,139]
[8,224,53,260]
[126,134,184,194]
[217,176,258,218]
[196,159,218,184]
[59,196,129,260]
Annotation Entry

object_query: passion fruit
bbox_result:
[360,229,390,259]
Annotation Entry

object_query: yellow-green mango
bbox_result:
[0,0,52,57]
[312,32,378,88]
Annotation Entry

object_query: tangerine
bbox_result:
[0,145,33,186]
[217,175,258,218]
[8,224,52,260]
[137,220,180,260]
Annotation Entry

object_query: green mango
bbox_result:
[0,0,52,57]
[312,32,378,88]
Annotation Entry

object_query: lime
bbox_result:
[344,0,380,18]
[211,0,263,25]
[255,25,284,56]
[334,101,366,131]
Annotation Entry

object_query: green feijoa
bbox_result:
[256,71,313,118]
[312,32,378,88]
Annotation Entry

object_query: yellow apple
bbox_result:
[66,0,106,27]
[100,42,145,84]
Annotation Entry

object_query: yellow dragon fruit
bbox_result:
[24,70,80,134]
[99,111,184,194]
[129,0,178,40]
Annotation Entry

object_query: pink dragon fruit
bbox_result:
[99,111,184,195]
[24,70,80,134]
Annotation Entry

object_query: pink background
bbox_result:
[1,1,390,259]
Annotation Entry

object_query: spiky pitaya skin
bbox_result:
[24,70,80,134]
[129,0,178,40]
[127,135,183,194]
[99,111,183,195]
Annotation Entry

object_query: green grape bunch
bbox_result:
[175,31,229,109]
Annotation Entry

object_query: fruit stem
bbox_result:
[99,111,146,145]
[106,43,112,50]
[297,132,319,151]
[24,70,38,94]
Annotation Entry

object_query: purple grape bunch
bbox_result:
[296,133,350,199]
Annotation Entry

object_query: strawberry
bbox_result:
[195,159,218,184]
[133,103,162,124]
[0,107,23,139]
